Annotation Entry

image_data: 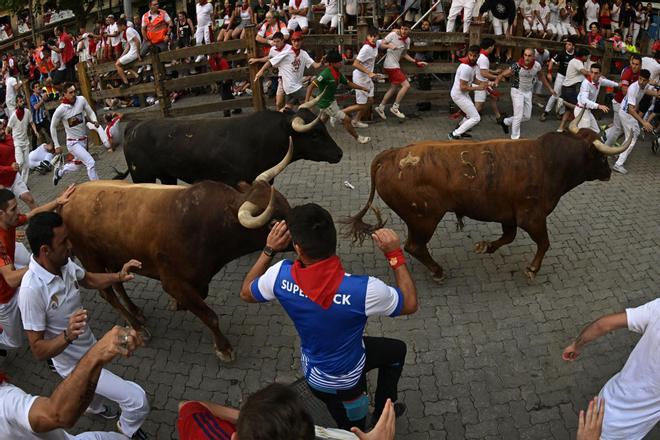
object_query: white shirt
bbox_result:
[600,299,660,440]
[268,43,291,59]
[549,2,560,24]
[0,383,71,439]
[288,0,309,17]
[475,52,490,82]
[29,144,54,165]
[521,2,534,18]
[621,81,651,113]
[107,22,121,46]
[642,57,660,83]
[49,96,98,148]
[8,109,32,146]
[19,257,96,377]
[270,49,314,94]
[578,77,618,109]
[125,26,142,56]
[51,51,65,71]
[535,49,550,67]
[511,61,542,92]
[321,0,338,14]
[611,2,621,21]
[534,3,550,25]
[451,63,477,97]
[196,2,214,27]
[563,58,586,87]
[383,31,410,69]
[5,76,18,108]
[585,0,600,26]
[352,41,380,84]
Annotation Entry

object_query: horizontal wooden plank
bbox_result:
[401,63,459,74]
[167,97,253,117]
[89,58,153,76]
[158,40,248,62]
[163,67,250,90]
[410,32,469,44]
[92,83,157,100]
[297,35,357,46]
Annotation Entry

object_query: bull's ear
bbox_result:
[236,181,251,193]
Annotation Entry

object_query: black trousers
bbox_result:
[308,336,406,431]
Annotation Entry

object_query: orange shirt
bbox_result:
[0,214,27,304]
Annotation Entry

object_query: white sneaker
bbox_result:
[390,104,405,119]
[194,55,205,63]
[612,164,628,174]
[352,120,368,128]
[329,116,337,127]
[374,104,387,120]
[357,135,371,144]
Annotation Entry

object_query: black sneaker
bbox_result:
[40,160,54,171]
[460,132,472,138]
[85,404,119,420]
[132,428,148,440]
[498,119,509,134]
[540,112,548,122]
[447,132,460,140]
[47,358,56,372]
[52,169,62,186]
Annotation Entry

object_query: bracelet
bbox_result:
[63,329,72,344]
[384,248,406,270]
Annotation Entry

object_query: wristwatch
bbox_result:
[263,246,277,257]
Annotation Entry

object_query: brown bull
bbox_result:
[60,145,293,361]
[345,111,631,280]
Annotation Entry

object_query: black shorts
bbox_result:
[561,84,579,105]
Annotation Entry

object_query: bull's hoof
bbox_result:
[167,298,188,311]
[525,267,538,280]
[474,241,490,254]
[215,347,235,363]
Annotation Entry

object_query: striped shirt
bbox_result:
[29,93,46,125]
[510,61,541,92]
[251,260,403,391]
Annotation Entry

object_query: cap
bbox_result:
[107,14,115,18]
[291,31,303,41]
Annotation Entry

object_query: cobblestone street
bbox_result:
[3,101,659,439]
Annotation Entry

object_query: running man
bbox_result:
[351,27,381,128]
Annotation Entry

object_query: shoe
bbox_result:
[41,160,53,171]
[556,127,564,133]
[540,112,548,122]
[85,404,119,420]
[498,119,509,134]
[46,358,56,372]
[195,55,205,63]
[118,422,148,439]
[612,164,628,174]
[374,104,386,120]
[447,132,460,140]
[52,169,62,186]
[357,135,371,144]
[35,165,48,175]
[390,104,405,119]
[329,116,336,127]
[460,132,472,138]
[352,120,368,128]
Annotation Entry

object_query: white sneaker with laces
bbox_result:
[374,104,387,120]
[329,116,337,127]
[390,104,405,119]
[357,135,371,144]
[352,120,369,128]
[612,164,628,174]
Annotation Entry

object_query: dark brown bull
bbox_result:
[61,145,294,361]
[345,110,631,280]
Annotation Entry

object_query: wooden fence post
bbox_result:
[76,62,101,145]
[245,25,265,112]
[469,22,482,47]
[152,52,170,118]
[602,41,613,75]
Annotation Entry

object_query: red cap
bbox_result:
[291,31,303,41]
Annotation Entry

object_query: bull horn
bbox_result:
[238,185,276,229]
[256,137,294,182]
[291,114,321,133]
[569,107,586,134]
[299,93,322,110]
[592,128,633,156]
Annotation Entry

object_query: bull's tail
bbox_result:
[340,159,386,244]
[111,166,130,180]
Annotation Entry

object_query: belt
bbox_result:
[67,137,87,141]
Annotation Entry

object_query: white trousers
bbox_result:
[86,122,110,150]
[451,92,481,135]
[574,106,599,133]
[545,73,565,113]
[492,17,509,35]
[0,294,22,350]
[615,110,640,167]
[84,368,150,437]
[62,139,99,181]
[446,0,475,33]
[560,22,577,35]
[605,101,623,146]
[14,142,30,185]
[29,149,54,169]
[195,24,211,45]
[504,88,532,139]
[72,432,127,439]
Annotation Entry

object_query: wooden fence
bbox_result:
[78,22,633,119]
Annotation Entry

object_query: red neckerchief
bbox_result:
[587,75,599,88]
[459,56,476,66]
[480,49,489,56]
[518,58,534,69]
[399,34,408,43]
[61,95,76,105]
[328,65,341,83]
[0,373,8,384]
[290,256,345,310]
[15,107,24,120]
[105,115,121,139]
[295,0,302,8]
[364,39,376,48]
[292,47,301,56]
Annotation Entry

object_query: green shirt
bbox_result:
[313,67,348,109]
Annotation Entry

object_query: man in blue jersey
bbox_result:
[240,203,419,431]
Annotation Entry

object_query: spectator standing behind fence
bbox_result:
[48,42,67,86]
[611,0,622,32]
[4,70,21,118]
[53,26,76,82]
[287,0,310,34]
[116,18,142,89]
[253,0,269,25]
[559,2,577,37]
[224,0,254,44]
[215,0,233,42]
[175,11,195,49]
[195,0,214,62]
[141,0,172,56]
[315,0,339,34]
[30,82,49,144]
[446,0,475,33]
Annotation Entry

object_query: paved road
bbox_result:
[2,99,659,440]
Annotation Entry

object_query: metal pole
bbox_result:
[123,0,133,20]
[386,1,416,30]
[411,0,442,29]
[337,0,344,53]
